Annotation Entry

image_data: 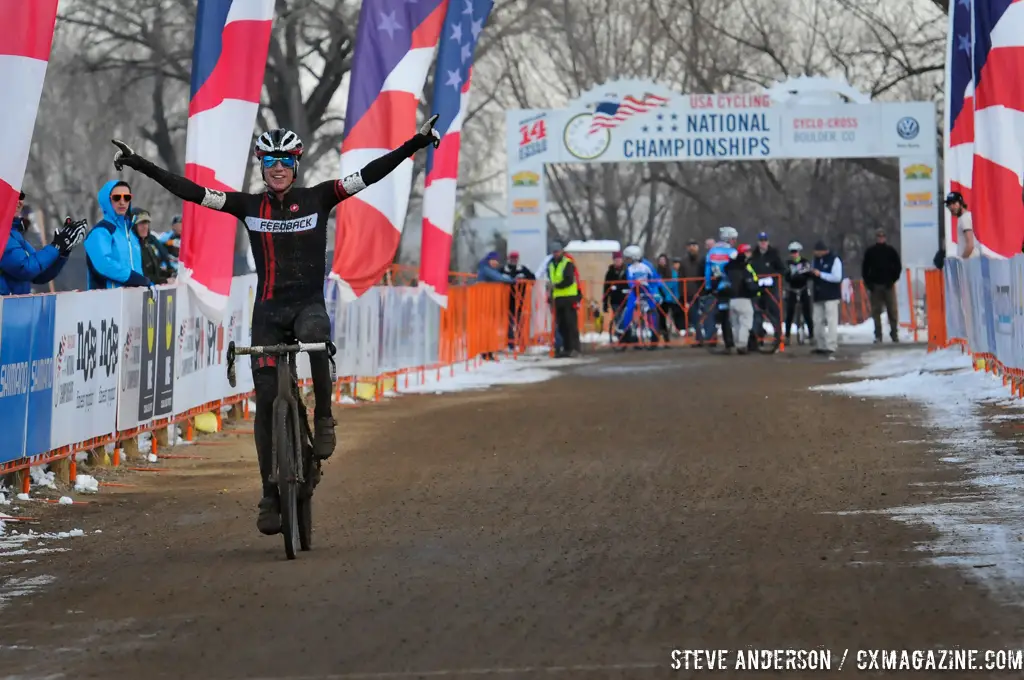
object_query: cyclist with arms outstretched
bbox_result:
[109,116,441,535]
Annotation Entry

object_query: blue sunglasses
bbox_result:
[261,155,297,169]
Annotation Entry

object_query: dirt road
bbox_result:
[1,347,1020,679]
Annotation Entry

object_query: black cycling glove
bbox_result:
[52,217,88,256]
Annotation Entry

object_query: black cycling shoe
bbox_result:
[257,495,281,535]
[313,416,337,460]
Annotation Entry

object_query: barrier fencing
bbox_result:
[0,264,932,487]
[929,258,1024,397]
[0,275,550,487]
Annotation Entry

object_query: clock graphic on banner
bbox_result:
[563,113,612,160]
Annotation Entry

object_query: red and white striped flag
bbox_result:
[418,0,494,306]
[180,0,274,320]
[0,1,59,254]
[945,0,1024,257]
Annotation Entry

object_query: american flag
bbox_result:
[0,1,59,256]
[588,93,669,134]
[331,0,448,301]
[419,0,494,306]
[945,0,1024,258]
[181,0,274,320]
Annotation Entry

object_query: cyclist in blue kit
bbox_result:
[704,226,739,350]
[615,245,664,343]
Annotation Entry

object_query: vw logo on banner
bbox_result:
[896,117,920,140]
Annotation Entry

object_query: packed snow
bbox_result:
[581,320,921,347]
[396,354,593,395]
[814,347,1024,601]
[29,466,56,490]
[74,475,99,494]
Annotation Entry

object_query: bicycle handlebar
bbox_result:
[226,340,337,389]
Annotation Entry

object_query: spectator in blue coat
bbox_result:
[0,191,87,296]
[476,251,513,360]
[84,179,150,289]
[477,251,514,284]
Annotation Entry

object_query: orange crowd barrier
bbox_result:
[925,268,947,351]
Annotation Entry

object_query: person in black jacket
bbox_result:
[749,230,785,350]
[501,251,535,350]
[603,251,628,338]
[676,240,706,343]
[783,241,814,344]
[723,244,760,354]
[861,228,902,343]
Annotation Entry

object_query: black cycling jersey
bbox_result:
[124,134,429,303]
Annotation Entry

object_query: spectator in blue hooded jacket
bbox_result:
[0,191,88,296]
[477,251,514,284]
[84,179,150,289]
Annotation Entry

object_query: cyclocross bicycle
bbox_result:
[226,339,336,560]
[613,296,658,351]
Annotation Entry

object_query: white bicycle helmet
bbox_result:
[788,241,803,251]
[254,128,304,159]
[623,244,642,260]
[719,225,738,241]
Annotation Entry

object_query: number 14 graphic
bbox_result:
[519,120,547,146]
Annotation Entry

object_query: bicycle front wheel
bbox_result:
[273,400,300,560]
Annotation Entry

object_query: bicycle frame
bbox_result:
[226,340,336,559]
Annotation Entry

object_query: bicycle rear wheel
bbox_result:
[273,400,300,560]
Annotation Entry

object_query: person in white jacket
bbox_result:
[809,240,843,355]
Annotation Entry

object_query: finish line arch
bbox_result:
[504,77,938,272]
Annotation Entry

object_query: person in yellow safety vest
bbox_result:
[547,240,582,358]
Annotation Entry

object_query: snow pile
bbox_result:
[397,354,592,395]
[565,239,620,253]
[73,474,99,494]
[837,319,921,345]
[29,465,56,490]
[814,347,1024,601]
[170,423,194,446]
[578,321,919,347]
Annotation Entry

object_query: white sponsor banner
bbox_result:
[173,287,211,414]
[222,274,255,397]
[174,275,257,415]
[51,289,122,449]
[116,288,157,431]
